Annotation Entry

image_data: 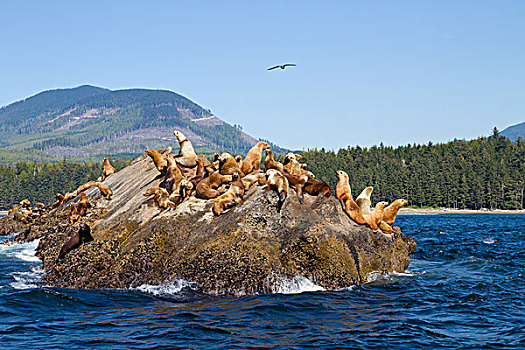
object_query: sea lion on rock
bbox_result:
[57,223,94,260]
[64,191,78,202]
[264,149,284,172]
[212,172,245,215]
[144,187,177,209]
[241,141,270,175]
[241,172,266,191]
[282,171,309,203]
[335,170,367,225]
[159,157,186,194]
[303,174,332,209]
[173,130,198,167]
[263,169,289,211]
[283,153,307,175]
[356,186,374,215]
[145,149,168,175]
[76,181,97,194]
[77,192,91,216]
[20,199,31,208]
[95,182,113,200]
[69,203,80,225]
[218,152,245,177]
[363,201,389,232]
[188,158,208,193]
[196,171,234,199]
[379,199,408,233]
[169,179,193,206]
[100,157,115,181]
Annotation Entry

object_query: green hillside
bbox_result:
[0,85,260,161]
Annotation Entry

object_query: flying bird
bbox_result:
[267,63,297,71]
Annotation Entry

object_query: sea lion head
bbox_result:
[257,141,270,150]
[394,199,408,208]
[20,199,31,208]
[173,130,186,142]
[376,201,389,210]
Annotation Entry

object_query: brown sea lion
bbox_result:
[188,158,209,195]
[264,149,284,172]
[218,152,245,177]
[169,179,193,206]
[95,182,113,200]
[335,170,367,225]
[173,130,198,167]
[241,172,266,191]
[363,201,389,232]
[100,157,116,181]
[76,180,97,194]
[212,172,246,215]
[57,223,94,260]
[77,192,91,216]
[282,171,309,203]
[263,169,289,211]
[159,157,186,194]
[356,187,374,215]
[379,199,408,233]
[195,171,234,199]
[64,191,78,202]
[240,141,270,175]
[145,149,168,175]
[20,199,31,208]
[50,193,65,209]
[303,175,332,209]
[283,153,307,175]
[144,187,177,209]
[7,204,18,216]
[69,203,80,225]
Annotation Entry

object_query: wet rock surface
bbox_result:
[0,153,416,295]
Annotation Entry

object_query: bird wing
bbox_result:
[267,65,280,70]
[283,64,297,67]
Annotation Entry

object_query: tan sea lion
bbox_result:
[76,180,97,194]
[57,223,94,260]
[64,191,78,202]
[196,171,234,199]
[100,157,116,181]
[282,171,309,203]
[188,158,209,193]
[169,179,193,206]
[218,152,245,177]
[335,170,367,225]
[173,130,197,167]
[356,187,374,215]
[95,182,113,200]
[145,149,168,174]
[264,149,284,172]
[263,169,289,211]
[241,172,266,191]
[283,153,307,175]
[144,187,177,209]
[303,174,332,209]
[69,203,80,225]
[77,192,91,216]
[159,157,186,194]
[363,201,389,232]
[212,172,246,215]
[241,141,270,175]
[7,204,18,216]
[379,199,408,233]
[20,199,31,208]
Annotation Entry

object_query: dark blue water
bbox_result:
[1,215,523,349]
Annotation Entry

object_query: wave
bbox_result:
[135,279,199,296]
[366,270,425,283]
[270,274,324,294]
[0,239,41,262]
[10,266,45,289]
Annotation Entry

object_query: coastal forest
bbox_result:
[0,130,523,210]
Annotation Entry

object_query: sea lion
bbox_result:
[335,170,367,225]
[50,193,65,209]
[69,203,80,225]
[76,180,97,194]
[188,158,209,195]
[159,157,186,194]
[95,182,113,200]
[64,190,78,202]
[263,169,289,211]
[356,186,374,215]
[169,179,193,206]
[241,172,266,191]
[144,187,177,209]
[363,201,389,232]
[283,153,307,175]
[100,157,116,181]
[212,172,245,215]
[57,223,94,260]
[241,141,270,175]
[264,149,284,172]
[145,149,168,175]
[303,175,332,209]
[282,171,309,203]
[20,199,31,208]
[218,152,245,177]
[77,192,91,216]
[195,171,234,199]
[379,199,408,233]
[173,130,198,167]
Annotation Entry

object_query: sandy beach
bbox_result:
[399,208,525,215]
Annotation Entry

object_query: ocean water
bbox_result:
[0,214,523,349]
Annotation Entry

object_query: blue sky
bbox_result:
[1,1,524,150]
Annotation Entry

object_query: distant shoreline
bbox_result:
[399,208,525,215]
[0,211,6,216]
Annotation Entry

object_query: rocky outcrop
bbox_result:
[0,153,416,296]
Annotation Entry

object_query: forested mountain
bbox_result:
[501,121,525,142]
[300,130,524,210]
[0,85,261,161]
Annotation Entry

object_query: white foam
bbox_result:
[10,266,44,289]
[135,279,198,295]
[367,269,424,283]
[483,238,497,244]
[0,239,41,262]
[271,274,324,294]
